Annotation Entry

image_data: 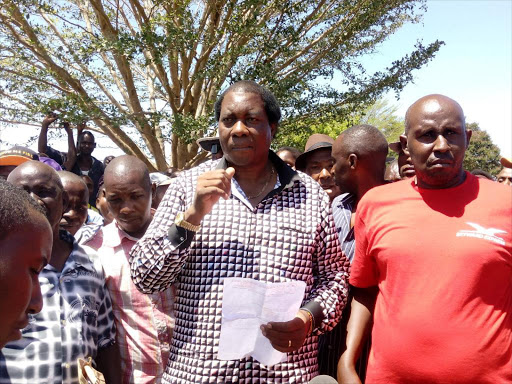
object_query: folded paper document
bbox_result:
[218,277,306,366]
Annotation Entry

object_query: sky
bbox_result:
[0,0,511,159]
[365,0,512,157]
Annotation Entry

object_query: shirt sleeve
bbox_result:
[349,200,379,288]
[130,176,195,294]
[306,198,350,334]
[44,145,64,166]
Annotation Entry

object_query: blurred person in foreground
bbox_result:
[0,180,52,349]
[85,155,175,384]
[340,94,512,384]
[129,80,349,383]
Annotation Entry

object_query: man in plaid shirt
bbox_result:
[130,81,350,383]
[2,161,118,384]
[86,155,175,383]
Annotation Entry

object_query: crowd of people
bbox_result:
[0,81,510,384]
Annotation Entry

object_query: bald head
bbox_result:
[104,155,151,191]
[59,171,88,190]
[7,160,65,232]
[332,125,388,196]
[405,94,466,134]
[336,124,389,159]
[8,160,63,191]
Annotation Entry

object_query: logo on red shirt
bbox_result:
[456,222,506,245]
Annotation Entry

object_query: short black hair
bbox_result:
[78,130,95,142]
[276,146,302,159]
[214,80,281,126]
[0,179,48,241]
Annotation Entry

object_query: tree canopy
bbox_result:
[274,98,405,150]
[0,0,442,170]
[463,122,501,175]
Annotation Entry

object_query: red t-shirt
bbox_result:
[350,173,512,383]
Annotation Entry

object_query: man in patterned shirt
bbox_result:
[130,80,350,383]
[86,155,175,384]
[2,161,119,384]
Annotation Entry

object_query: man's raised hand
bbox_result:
[184,167,235,225]
[42,113,58,127]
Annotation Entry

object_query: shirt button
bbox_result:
[179,237,184,241]
[64,363,70,369]
[61,319,66,326]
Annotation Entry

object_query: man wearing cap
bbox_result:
[197,136,224,160]
[130,80,349,383]
[295,134,340,201]
[150,172,174,208]
[388,134,415,179]
[340,94,512,383]
[497,156,512,186]
[0,146,39,180]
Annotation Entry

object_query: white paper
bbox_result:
[217,277,306,366]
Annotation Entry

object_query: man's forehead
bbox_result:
[498,168,512,177]
[9,163,59,185]
[79,134,95,143]
[221,91,264,111]
[409,96,464,124]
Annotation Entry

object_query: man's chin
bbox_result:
[417,168,464,188]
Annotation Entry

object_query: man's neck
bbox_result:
[355,177,386,205]
[231,159,272,185]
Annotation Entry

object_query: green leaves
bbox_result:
[0,0,442,170]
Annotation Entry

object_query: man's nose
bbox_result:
[28,279,43,315]
[433,135,449,152]
[232,120,249,136]
[29,192,45,207]
[319,168,333,178]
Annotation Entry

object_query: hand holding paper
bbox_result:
[217,278,306,366]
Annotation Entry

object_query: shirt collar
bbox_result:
[101,220,140,248]
[215,150,301,193]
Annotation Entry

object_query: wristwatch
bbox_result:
[174,212,201,232]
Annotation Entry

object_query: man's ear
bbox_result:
[270,123,278,140]
[151,183,157,200]
[399,134,408,152]
[61,190,70,215]
[465,129,472,148]
[348,153,358,169]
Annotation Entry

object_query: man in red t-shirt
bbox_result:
[340,94,512,384]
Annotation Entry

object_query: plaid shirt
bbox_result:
[86,221,175,384]
[0,231,116,384]
[130,152,350,383]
